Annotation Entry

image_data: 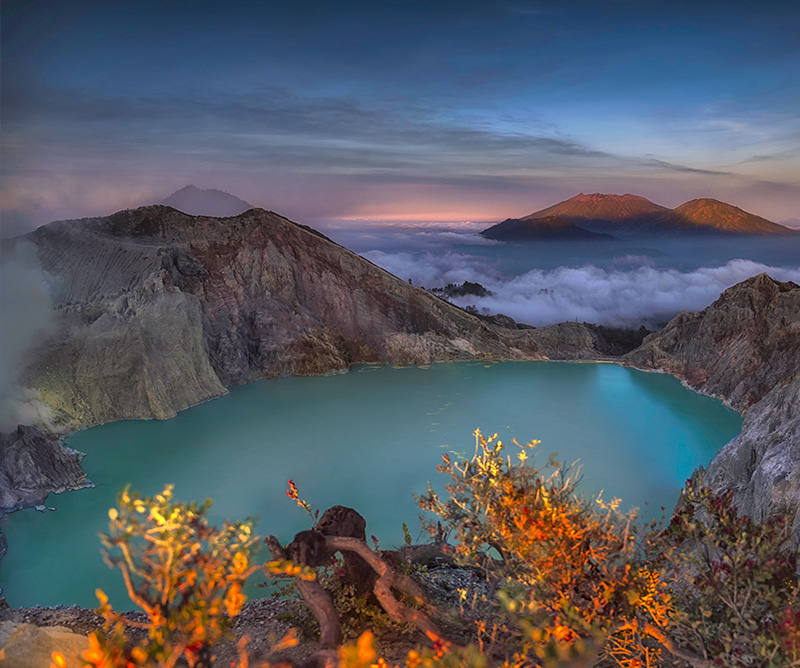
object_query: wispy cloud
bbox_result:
[3,0,799,229]
[2,80,619,174]
[642,159,733,177]
[6,79,797,230]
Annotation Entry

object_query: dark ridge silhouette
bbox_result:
[161,185,254,217]
[480,214,616,241]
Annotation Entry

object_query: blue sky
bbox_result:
[2,0,799,233]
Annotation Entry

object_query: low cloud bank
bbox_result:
[322,224,497,253]
[363,251,800,328]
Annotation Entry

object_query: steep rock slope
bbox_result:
[626,274,799,411]
[14,206,608,431]
[703,376,800,537]
[626,274,800,538]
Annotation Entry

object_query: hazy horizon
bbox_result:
[2,0,799,237]
[2,184,798,240]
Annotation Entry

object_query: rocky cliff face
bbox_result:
[703,376,800,539]
[10,206,611,433]
[626,274,799,411]
[626,274,800,539]
[0,426,92,514]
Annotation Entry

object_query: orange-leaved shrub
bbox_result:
[416,429,799,668]
[70,429,798,668]
[416,430,669,667]
[79,484,297,668]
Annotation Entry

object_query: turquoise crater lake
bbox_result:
[0,362,742,608]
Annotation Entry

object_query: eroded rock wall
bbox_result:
[12,206,611,432]
[703,376,800,535]
[0,426,91,513]
[625,274,799,411]
[626,274,800,540]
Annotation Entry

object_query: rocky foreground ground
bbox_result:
[0,564,487,667]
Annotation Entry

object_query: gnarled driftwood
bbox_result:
[265,506,448,667]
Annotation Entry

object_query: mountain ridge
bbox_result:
[666,198,792,234]
[530,192,669,221]
[481,192,797,239]
[7,205,619,433]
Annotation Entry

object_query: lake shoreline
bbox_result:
[0,359,743,608]
[4,274,800,609]
[0,352,738,575]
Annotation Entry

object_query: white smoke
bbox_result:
[0,242,57,431]
[363,251,800,328]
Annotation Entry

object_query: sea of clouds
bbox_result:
[363,250,800,328]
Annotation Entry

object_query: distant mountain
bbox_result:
[161,185,253,217]
[480,193,798,238]
[481,214,616,241]
[531,193,669,224]
[666,199,798,235]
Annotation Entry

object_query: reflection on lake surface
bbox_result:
[0,362,742,608]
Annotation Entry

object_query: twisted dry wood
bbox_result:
[265,535,343,652]
[266,515,447,664]
[326,535,444,642]
[317,506,375,596]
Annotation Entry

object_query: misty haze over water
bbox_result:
[321,222,800,329]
